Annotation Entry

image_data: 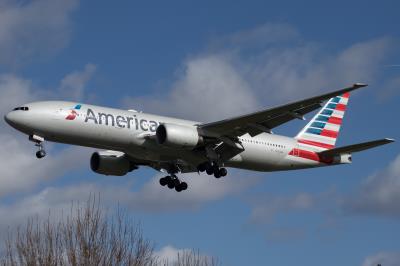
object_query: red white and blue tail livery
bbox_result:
[296,92,350,151]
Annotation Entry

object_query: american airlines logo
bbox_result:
[84,108,160,132]
[65,104,82,120]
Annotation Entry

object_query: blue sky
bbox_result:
[0,1,399,265]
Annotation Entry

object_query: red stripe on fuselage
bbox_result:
[289,148,333,164]
[297,139,334,149]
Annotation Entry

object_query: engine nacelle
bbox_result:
[90,151,137,176]
[156,123,202,149]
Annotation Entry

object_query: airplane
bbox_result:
[4,83,395,192]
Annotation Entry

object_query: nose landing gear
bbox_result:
[29,135,46,159]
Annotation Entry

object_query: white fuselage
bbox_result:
[4,101,334,173]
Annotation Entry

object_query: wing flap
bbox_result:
[318,138,395,157]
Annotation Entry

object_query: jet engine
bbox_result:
[156,123,203,149]
[90,151,137,176]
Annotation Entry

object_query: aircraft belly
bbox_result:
[225,144,284,171]
[125,144,204,167]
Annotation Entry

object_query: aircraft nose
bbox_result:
[4,111,20,128]
[4,112,13,125]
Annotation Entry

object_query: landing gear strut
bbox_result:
[29,135,46,159]
[159,175,188,192]
[197,162,227,178]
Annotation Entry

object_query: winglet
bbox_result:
[384,138,395,143]
[353,83,368,88]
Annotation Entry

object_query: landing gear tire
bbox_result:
[159,177,168,186]
[205,168,213,175]
[197,163,207,172]
[212,164,219,175]
[180,182,188,191]
[219,168,227,177]
[175,181,188,192]
[205,163,214,175]
[173,178,180,188]
[167,177,175,189]
[36,150,46,159]
[212,167,227,179]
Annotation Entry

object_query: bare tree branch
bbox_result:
[1,196,219,266]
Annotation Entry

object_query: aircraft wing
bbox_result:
[198,83,367,138]
[318,138,395,157]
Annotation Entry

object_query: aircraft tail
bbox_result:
[295,92,350,151]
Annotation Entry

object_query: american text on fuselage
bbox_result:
[84,108,160,132]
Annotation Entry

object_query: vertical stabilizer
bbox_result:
[295,92,350,151]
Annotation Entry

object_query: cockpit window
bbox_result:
[13,107,29,111]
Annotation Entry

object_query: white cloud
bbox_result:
[246,189,342,242]
[154,245,216,265]
[0,74,35,115]
[123,55,258,122]
[0,134,89,196]
[122,24,395,122]
[0,63,97,119]
[0,0,79,67]
[362,251,400,266]
[211,23,300,49]
[58,63,97,101]
[0,169,260,226]
[120,171,260,212]
[51,170,259,212]
[344,154,400,218]
[0,185,77,230]
[249,192,315,224]
[378,75,400,102]
[154,245,190,264]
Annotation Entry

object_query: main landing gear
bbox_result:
[29,135,46,159]
[197,162,227,178]
[159,175,188,192]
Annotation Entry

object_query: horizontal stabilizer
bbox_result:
[318,138,395,157]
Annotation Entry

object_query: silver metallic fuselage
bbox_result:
[4,101,324,172]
